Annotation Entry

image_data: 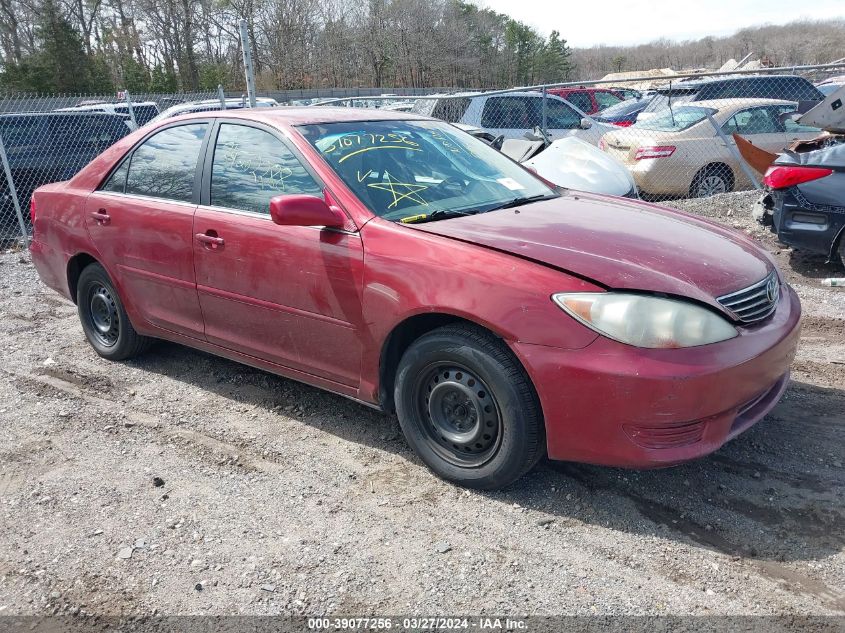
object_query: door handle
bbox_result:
[90,208,111,225]
[195,232,225,249]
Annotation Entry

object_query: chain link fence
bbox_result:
[2,62,844,245]
[319,62,845,201]
[0,90,224,245]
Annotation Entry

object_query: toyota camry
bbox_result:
[30,108,801,489]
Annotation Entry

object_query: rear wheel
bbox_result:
[76,263,152,360]
[394,324,544,490]
[691,164,734,198]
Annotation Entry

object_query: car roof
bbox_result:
[0,111,127,119]
[691,98,797,110]
[168,106,432,126]
[676,73,805,87]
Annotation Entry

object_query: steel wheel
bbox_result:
[415,362,502,467]
[86,283,120,347]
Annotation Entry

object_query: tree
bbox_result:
[535,30,573,83]
[611,54,625,72]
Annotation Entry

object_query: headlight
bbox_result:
[552,292,737,348]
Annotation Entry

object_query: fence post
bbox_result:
[0,129,30,248]
[239,19,257,108]
[218,84,227,110]
[541,86,548,138]
[706,113,761,190]
[123,90,138,128]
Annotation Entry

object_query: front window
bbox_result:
[210,123,322,214]
[298,120,556,222]
[721,107,780,135]
[634,106,713,132]
[480,96,541,129]
[546,100,581,129]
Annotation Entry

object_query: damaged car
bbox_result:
[458,124,637,197]
[759,143,845,265]
[30,107,800,489]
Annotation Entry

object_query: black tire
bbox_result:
[838,235,845,268]
[76,263,152,360]
[690,164,734,198]
[394,324,544,490]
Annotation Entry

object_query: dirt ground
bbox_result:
[0,191,843,617]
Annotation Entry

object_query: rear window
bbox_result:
[641,91,695,113]
[564,91,593,113]
[635,106,712,132]
[598,97,646,117]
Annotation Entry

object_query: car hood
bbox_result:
[523,137,635,196]
[408,192,773,312]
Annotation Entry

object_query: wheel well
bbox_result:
[831,225,845,264]
[67,253,99,304]
[379,314,496,413]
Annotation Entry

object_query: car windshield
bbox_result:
[298,120,556,221]
[634,106,713,132]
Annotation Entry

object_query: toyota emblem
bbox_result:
[766,276,778,303]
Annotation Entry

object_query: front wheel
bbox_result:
[76,263,152,360]
[394,324,544,490]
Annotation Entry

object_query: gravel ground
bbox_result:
[0,191,843,617]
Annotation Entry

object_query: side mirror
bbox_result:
[579,117,593,130]
[269,194,346,228]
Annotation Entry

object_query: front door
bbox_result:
[84,122,209,338]
[192,122,365,387]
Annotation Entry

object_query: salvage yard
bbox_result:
[0,191,843,616]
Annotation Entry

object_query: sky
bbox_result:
[477,0,845,48]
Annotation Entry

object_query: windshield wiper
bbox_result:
[484,193,557,213]
[399,209,475,224]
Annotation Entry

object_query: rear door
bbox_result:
[192,121,365,387]
[720,106,788,188]
[84,121,209,338]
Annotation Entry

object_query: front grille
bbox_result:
[717,271,779,323]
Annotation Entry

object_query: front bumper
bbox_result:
[511,284,801,467]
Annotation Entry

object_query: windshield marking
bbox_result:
[367,171,429,209]
[338,145,422,163]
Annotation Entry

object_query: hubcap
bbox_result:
[417,363,501,466]
[697,175,727,198]
[88,284,119,346]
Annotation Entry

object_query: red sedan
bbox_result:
[30,108,801,489]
